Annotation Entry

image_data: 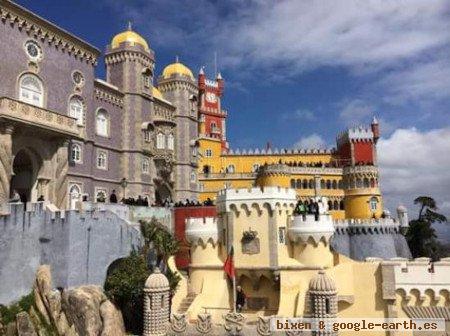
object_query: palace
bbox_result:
[1,0,382,222]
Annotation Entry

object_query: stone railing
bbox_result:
[343,165,378,175]
[0,97,80,137]
[198,172,256,180]
[288,166,343,175]
[154,105,175,123]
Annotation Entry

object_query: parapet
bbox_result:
[289,213,335,244]
[381,257,450,300]
[224,148,335,156]
[337,125,374,146]
[333,217,401,234]
[185,217,220,246]
[216,186,296,214]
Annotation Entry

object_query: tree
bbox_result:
[104,218,181,333]
[406,196,448,260]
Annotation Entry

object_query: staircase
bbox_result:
[177,292,197,314]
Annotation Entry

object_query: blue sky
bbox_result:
[16,0,450,225]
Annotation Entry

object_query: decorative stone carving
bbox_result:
[257,316,272,336]
[241,229,260,255]
[196,313,212,334]
[223,312,245,335]
[170,314,187,333]
[285,330,303,336]
[143,268,170,336]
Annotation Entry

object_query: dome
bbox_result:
[111,26,149,51]
[162,61,194,80]
[397,205,407,213]
[152,86,163,100]
[309,270,336,293]
[144,267,169,291]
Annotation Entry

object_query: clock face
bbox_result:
[205,92,217,103]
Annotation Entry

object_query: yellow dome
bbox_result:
[111,29,149,51]
[152,86,163,100]
[162,61,194,80]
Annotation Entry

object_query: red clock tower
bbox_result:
[198,67,228,150]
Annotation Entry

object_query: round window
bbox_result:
[72,71,85,87]
[24,40,42,61]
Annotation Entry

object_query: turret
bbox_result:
[255,164,291,189]
[143,268,170,336]
[397,205,409,234]
[288,197,334,267]
[371,116,380,143]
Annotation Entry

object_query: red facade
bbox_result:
[173,206,217,269]
[353,141,374,165]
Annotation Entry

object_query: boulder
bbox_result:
[16,312,37,336]
[62,286,107,336]
[99,301,125,336]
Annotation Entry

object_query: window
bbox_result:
[24,40,42,61]
[95,189,107,203]
[190,172,196,183]
[278,227,286,244]
[290,179,296,189]
[142,68,152,88]
[96,109,108,136]
[97,151,107,169]
[144,130,151,142]
[369,197,378,212]
[71,143,81,163]
[252,164,260,173]
[69,97,84,125]
[211,122,217,132]
[167,133,174,150]
[156,133,165,149]
[325,298,330,314]
[227,164,235,173]
[142,157,150,173]
[205,149,212,157]
[19,74,43,107]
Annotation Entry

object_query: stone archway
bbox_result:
[10,148,41,203]
[155,182,172,205]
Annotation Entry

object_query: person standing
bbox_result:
[236,286,246,313]
[109,190,118,203]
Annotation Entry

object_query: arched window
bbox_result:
[302,179,308,189]
[142,157,150,173]
[328,200,333,211]
[167,133,174,150]
[190,172,196,182]
[19,74,44,107]
[370,178,376,188]
[340,200,345,210]
[96,109,108,136]
[363,178,370,188]
[326,180,331,189]
[333,200,339,210]
[338,180,343,189]
[356,178,363,188]
[369,197,378,212]
[308,179,314,189]
[332,180,337,189]
[68,97,84,125]
[290,179,296,189]
[296,179,302,189]
[97,151,107,169]
[227,164,235,173]
[71,143,81,163]
[320,179,325,189]
[142,68,152,88]
[156,133,165,149]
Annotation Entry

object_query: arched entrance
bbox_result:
[155,183,172,205]
[10,149,38,203]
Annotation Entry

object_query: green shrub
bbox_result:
[0,292,34,325]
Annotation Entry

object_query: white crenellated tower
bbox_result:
[289,196,335,268]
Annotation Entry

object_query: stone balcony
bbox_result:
[0,97,80,138]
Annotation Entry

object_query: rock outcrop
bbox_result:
[0,265,125,336]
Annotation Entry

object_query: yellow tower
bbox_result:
[256,164,292,189]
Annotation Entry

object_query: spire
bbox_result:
[199,66,205,75]
[372,116,379,124]
[217,72,222,80]
[175,55,179,63]
[127,21,132,31]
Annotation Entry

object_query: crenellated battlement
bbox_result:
[289,213,335,244]
[216,186,296,214]
[381,257,450,302]
[185,217,220,246]
[223,147,335,156]
[337,125,374,146]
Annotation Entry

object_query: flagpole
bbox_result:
[232,274,237,314]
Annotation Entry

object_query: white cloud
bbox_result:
[283,108,315,121]
[293,134,327,149]
[378,127,450,218]
[339,99,375,124]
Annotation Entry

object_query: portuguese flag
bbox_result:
[224,246,235,279]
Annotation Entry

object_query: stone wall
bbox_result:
[0,202,142,305]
